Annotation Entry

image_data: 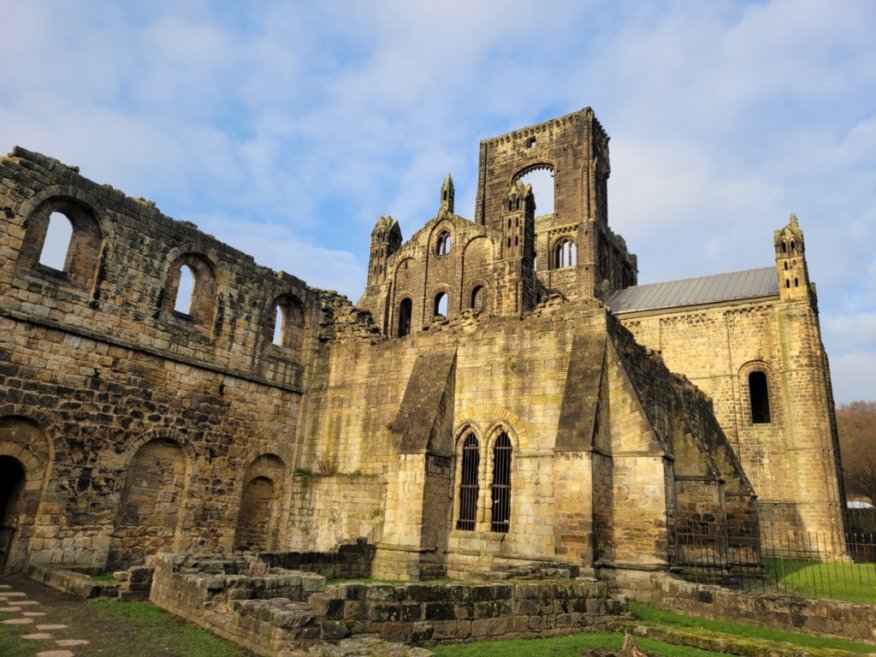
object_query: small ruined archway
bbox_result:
[233,454,285,552]
[0,456,26,572]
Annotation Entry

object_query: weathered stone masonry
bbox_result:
[0,107,846,586]
[0,146,326,571]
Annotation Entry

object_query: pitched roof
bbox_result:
[608,267,779,314]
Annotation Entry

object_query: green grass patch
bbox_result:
[0,623,54,657]
[86,600,253,657]
[628,600,875,654]
[430,631,734,657]
[762,559,876,605]
[92,572,116,582]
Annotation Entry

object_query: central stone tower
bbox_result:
[474,107,637,301]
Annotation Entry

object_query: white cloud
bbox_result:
[831,352,876,405]
[193,214,365,300]
[1,0,874,400]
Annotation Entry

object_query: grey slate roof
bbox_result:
[608,267,779,314]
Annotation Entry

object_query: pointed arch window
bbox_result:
[456,434,480,531]
[436,230,451,256]
[491,433,512,532]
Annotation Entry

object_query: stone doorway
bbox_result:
[0,455,26,572]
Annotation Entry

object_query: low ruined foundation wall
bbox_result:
[642,574,876,644]
[259,539,374,580]
[149,553,626,657]
[26,564,119,599]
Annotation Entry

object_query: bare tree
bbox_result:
[836,401,876,505]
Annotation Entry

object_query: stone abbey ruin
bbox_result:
[0,108,848,635]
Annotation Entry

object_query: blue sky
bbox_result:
[1,0,874,403]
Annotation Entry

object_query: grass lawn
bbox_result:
[0,624,36,657]
[430,632,734,657]
[430,601,876,657]
[86,600,253,657]
[763,559,876,605]
[628,600,875,654]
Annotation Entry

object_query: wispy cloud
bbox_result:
[0,0,874,401]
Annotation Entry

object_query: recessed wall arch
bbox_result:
[234,453,286,551]
[109,433,193,569]
[455,406,530,452]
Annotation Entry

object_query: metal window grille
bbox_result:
[491,433,512,532]
[456,434,479,530]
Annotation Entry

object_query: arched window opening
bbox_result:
[434,292,448,319]
[491,433,512,532]
[174,264,196,314]
[554,239,578,269]
[272,305,285,345]
[270,296,304,349]
[471,286,485,312]
[519,168,554,215]
[456,434,480,531]
[749,371,771,424]
[785,279,790,289]
[794,277,799,287]
[790,240,795,253]
[39,212,74,270]
[436,230,451,256]
[398,298,412,337]
[783,262,788,270]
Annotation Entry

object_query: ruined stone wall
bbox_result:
[0,148,324,570]
[617,297,846,546]
[298,293,755,579]
[149,552,625,656]
[287,474,384,551]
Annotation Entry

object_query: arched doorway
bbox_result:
[0,456,26,571]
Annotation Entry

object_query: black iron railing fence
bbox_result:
[674,524,876,601]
